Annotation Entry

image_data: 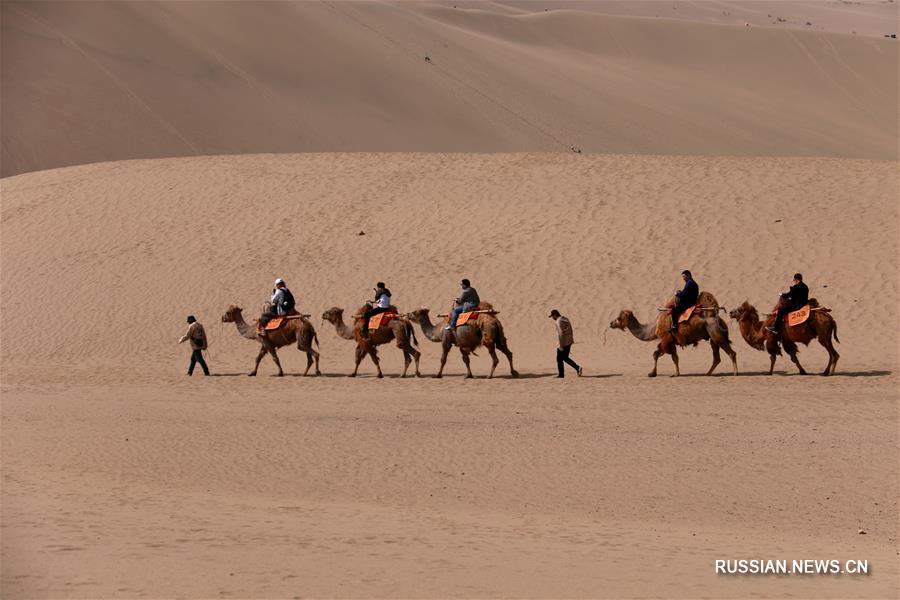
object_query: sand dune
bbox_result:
[2,153,897,378]
[2,0,897,177]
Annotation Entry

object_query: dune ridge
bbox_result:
[2,0,897,177]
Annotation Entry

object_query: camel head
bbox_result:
[321,307,344,325]
[728,301,757,322]
[406,307,430,323]
[222,305,243,323]
[609,310,633,330]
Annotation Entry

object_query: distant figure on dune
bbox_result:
[670,270,699,334]
[550,309,582,378]
[178,315,209,376]
[447,278,480,330]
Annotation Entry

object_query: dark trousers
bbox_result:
[362,306,389,333]
[363,307,390,327]
[556,344,580,377]
[671,301,691,330]
[774,302,800,331]
[189,349,209,376]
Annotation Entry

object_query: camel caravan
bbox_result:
[209,272,839,378]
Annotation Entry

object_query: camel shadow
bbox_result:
[678,370,892,378]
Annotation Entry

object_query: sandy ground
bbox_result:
[2,1,898,597]
[2,0,897,176]
[2,153,898,597]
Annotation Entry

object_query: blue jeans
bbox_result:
[450,303,477,328]
[189,349,209,376]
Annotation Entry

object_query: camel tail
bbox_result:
[832,320,840,344]
[407,321,419,348]
[313,330,320,348]
[494,320,510,352]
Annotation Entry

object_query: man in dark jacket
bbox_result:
[767,273,809,334]
[670,270,699,334]
[446,278,480,330]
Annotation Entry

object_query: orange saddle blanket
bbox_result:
[368,312,398,330]
[784,304,811,327]
[668,304,700,323]
[259,316,285,331]
[457,311,479,326]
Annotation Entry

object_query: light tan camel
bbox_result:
[729,300,839,375]
[406,303,518,379]
[610,291,738,377]
[222,305,320,376]
[321,304,420,378]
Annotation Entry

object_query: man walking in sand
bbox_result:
[550,309,582,378]
[179,315,210,376]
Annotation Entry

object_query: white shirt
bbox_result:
[376,293,391,309]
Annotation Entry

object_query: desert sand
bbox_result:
[2,1,899,599]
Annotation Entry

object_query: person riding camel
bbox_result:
[670,270,699,334]
[766,273,809,334]
[361,281,392,338]
[446,278,480,330]
[261,278,295,328]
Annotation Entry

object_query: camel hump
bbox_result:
[354,304,400,316]
[477,301,494,311]
[697,291,720,308]
[661,291,719,309]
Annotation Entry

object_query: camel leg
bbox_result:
[435,343,450,379]
[496,344,518,377]
[270,348,284,376]
[649,345,662,378]
[400,349,411,378]
[722,340,738,376]
[461,350,474,379]
[669,347,680,377]
[411,347,421,377]
[764,339,779,375]
[486,344,499,379]
[706,342,722,376]
[782,339,806,375]
[249,345,268,376]
[819,330,839,376]
[395,337,420,378]
[350,346,365,377]
[369,346,383,378]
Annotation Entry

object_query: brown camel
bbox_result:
[609,291,738,377]
[222,305,320,376]
[729,300,839,375]
[321,305,420,378]
[405,303,518,379]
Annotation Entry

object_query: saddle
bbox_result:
[368,312,399,330]
[776,304,811,327]
[452,303,486,327]
[264,316,286,331]
[667,304,700,323]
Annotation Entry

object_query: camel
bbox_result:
[321,305,420,378]
[729,300,840,376]
[222,305,320,376]
[405,303,518,379]
[609,291,738,377]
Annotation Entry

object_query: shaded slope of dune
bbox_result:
[2,0,897,176]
